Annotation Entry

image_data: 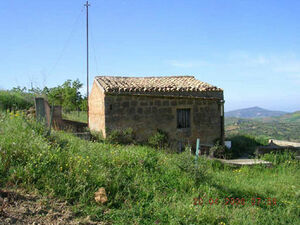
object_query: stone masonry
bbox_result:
[89,76,224,151]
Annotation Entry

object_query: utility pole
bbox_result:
[84,1,90,127]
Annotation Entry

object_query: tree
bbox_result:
[47,79,84,112]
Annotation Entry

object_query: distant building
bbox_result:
[89,76,224,151]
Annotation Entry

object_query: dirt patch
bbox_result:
[0,188,101,225]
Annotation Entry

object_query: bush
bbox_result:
[261,151,296,165]
[209,142,232,159]
[90,130,105,142]
[106,128,135,145]
[0,90,34,111]
[148,129,169,149]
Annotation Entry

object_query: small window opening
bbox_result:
[177,108,190,128]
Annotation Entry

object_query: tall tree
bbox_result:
[47,79,83,112]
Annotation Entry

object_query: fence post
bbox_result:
[47,104,54,136]
[195,138,200,162]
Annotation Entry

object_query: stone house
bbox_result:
[89,76,224,151]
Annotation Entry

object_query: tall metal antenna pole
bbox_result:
[84,1,90,127]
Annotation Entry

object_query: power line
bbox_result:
[90,21,100,75]
[48,7,85,76]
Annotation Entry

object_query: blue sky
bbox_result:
[1,0,300,112]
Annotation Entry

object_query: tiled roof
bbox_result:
[95,76,222,93]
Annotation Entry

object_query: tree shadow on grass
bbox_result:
[228,135,268,158]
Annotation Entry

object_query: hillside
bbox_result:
[1,112,299,224]
[225,107,287,118]
[225,111,300,142]
[257,111,300,123]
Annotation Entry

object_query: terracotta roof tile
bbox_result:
[95,76,222,93]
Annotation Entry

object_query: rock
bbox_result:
[94,188,108,204]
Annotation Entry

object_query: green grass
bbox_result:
[62,110,87,123]
[0,112,300,224]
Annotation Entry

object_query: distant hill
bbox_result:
[225,111,300,142]
[255,111,300,123]
[225,106,287,118]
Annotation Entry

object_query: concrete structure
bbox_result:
[256,139,300,157]
[268,139,300,148]
[89,76,224,151]
[216,159,272,167]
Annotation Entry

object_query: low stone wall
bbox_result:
[35,98,87,133]
[52,118,87,133]
[268,139,300,148]
[255,146,300,156]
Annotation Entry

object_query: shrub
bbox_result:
[0,90,34,111]
[261,151,296,165]
[90,130,104,142]
[106,128,135,145]
[148,129,169,149]
[209,142,232,159]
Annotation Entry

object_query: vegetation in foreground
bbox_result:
[0,112,299,224]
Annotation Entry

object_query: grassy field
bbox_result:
[62,110,87,123]
[0,112,299,224]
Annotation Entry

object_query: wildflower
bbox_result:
[220,222,226,225]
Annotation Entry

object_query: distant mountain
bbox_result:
[225,107,288,118]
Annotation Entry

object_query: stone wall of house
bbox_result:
[104,93,223,150]
[89,81,106,136]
